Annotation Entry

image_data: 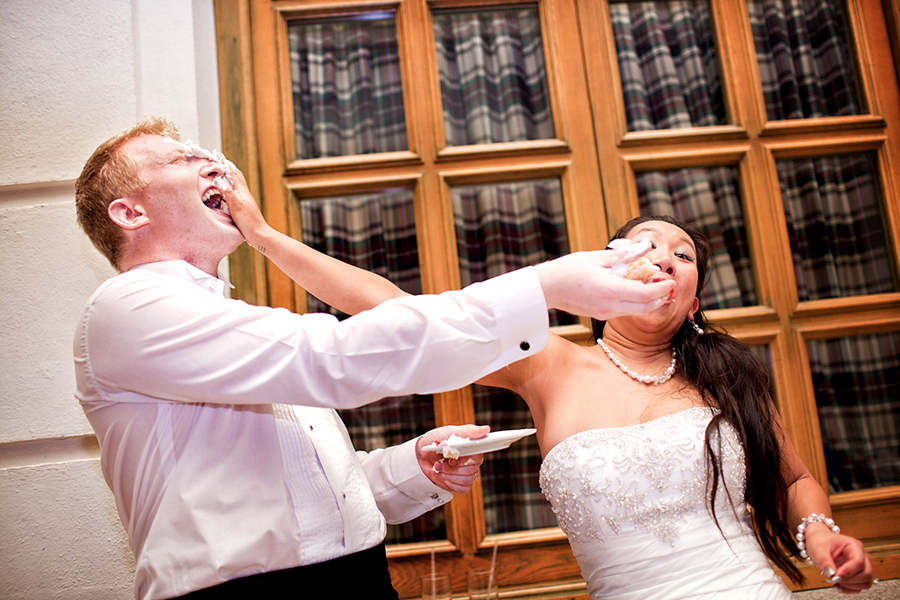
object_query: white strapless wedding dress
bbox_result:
[539,407,794,599]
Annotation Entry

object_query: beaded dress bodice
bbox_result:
[539,407,792,599]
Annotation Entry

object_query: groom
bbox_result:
[73,116,675,599]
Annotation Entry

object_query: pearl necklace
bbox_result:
[596,338,676,385]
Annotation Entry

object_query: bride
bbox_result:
[477,215,875,598]
[224,173,874,597]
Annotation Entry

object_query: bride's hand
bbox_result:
[215,167,274,250]
[805,525,874,593]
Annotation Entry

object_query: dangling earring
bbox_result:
[689,318,704,335]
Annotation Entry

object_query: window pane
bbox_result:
[777,152,896,301]
[288,13,408,159]
[451,178,577,327]
[610,0,726,131]
[300,189,421,317]
[635,166,756,309]
[808,332,900,491]
[300,190,443,543]
[433,5,554,145]
[748,0,861,121]
[473,385,557,535]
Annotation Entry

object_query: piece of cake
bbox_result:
[607,238,660,281]
[423,434,471,459]
[622,256,660,282]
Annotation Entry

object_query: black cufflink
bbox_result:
[519,341,530,351]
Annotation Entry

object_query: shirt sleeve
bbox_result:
[356,439,452,524]
[81,265,549,410]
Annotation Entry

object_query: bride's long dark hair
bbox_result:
[591,215,803,583]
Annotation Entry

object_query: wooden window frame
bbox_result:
[215,0,900,596]
[579,0,900,585]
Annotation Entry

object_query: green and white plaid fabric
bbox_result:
[473,385,557,535]
[748,0,861,120]
[289,15,408,158]
[290,0,897,541]
[778,153,894,301]
[809,333,900,492]
[752,1,897,492]
[452,179,576,328]
[433,6,554,145]
[611,1,726,131]
[301,190,422,314]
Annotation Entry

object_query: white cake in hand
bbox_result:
[423,434,471,460]
[607,238,660,282]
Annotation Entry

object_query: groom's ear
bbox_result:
[108,198,150,230]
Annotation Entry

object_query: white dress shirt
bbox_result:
[74,260,548,600]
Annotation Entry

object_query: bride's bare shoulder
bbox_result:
[527,332,598,384]
[478,331,584,390]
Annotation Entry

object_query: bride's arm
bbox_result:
[224,170,409,315]
[247,223,409,314]
[476,332,571,434]
[778,415,874,592]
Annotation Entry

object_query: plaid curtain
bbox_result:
[301,191,422,315]
[473,386,558,534]
[433,6,554,145]
[635,167,755,309]
[747,0,860,120]
[615,0,898,491]
[610,1,726,131]
[777,151,898,490]
[751,0,898,490]
[452,179,576,327]
[288,15,408,158]
[808,333,900,491]
[778,153,894,301]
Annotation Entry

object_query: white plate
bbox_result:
[424,428,537,457]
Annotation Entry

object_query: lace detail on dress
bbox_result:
[539,407,745,545]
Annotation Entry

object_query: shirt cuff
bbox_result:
[368,439,452,524]
[461,266,549,380]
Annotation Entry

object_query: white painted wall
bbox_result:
[0,1,222,597]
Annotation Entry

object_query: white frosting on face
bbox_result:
[183,140,236,192]
[213,175,233,192]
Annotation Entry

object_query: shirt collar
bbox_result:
[129,260,234,295]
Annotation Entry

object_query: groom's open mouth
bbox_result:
[202,187,229,215]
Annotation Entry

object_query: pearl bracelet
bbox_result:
[796,513,840,564]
